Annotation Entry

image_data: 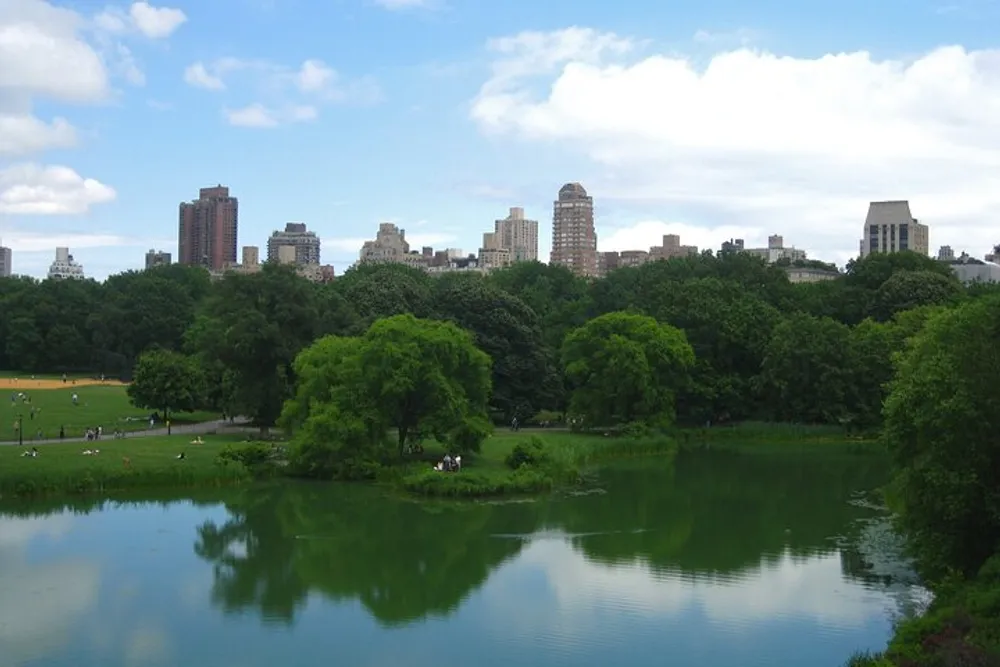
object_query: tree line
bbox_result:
[0,249,983,434]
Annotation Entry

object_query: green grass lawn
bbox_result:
[0,385,219,442]
[0,433,253,498]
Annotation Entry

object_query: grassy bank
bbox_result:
[396,430,679,499]
[0,434,255,498]
[0,384,218,442]
[846,554,1000,666]
[677,421,879,453]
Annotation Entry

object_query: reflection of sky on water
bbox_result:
[0,501,921,667]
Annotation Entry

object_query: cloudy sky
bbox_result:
[3,0,1000,279]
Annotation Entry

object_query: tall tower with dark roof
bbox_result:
[550,182,598,277]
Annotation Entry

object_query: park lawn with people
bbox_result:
[0,433,257,498]
[1,384,219,442]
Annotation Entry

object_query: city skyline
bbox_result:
[3,0,1000,279]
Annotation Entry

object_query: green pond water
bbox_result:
[0,449,928,667]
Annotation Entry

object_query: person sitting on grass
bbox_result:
[189,436,204,445]
[20,447,38,458]
[176,452,186,460]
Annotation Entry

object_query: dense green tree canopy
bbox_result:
[561,311,694,427]
[0,248,989,434]
[281,314,493,474]
[127,348,204,418]
[883,294,1000,581]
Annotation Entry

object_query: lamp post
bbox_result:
[17,413,23,447]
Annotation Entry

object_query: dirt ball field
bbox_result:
[0,378,127,390]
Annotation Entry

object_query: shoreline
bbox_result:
[0,423,879,501]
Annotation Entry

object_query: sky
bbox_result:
[2,0,1000,280]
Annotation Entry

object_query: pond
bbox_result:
[0,448,926,667]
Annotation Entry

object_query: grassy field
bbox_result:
[0,384,219,442]
[0,433,254,498]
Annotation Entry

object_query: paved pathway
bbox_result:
[0,418,256,447]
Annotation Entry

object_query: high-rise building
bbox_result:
[178,185,238,270]
[0,245,11,277]
[550,183,598,277]
[48,247,85,280]
[145,249,171,269]
[859,201,929,257]
[267,222,320,266]
[494,207,538,262]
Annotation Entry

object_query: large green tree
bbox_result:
[561,311,695,427]
[127,348,204,418]
[883,294,1000,581]
[759,313,857,424]
[187,264,319,432]
[282,314,493,474]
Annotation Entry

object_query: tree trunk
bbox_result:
[398,427,408,458]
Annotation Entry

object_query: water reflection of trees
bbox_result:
[189,451,892,628]
[549,452,890,576]
[193,483,542,626]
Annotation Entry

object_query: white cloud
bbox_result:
[0,115,76,155]
[186,57,381,124]
[128,1,186,39]
[0,1,109,105]
[296,59,335,92]
[183,62,226,90]
[94,2,187,40]
[224,103,317,128]
[0,164,116,215]
[0,1,156,219]
[471,29,1000,264]
[112,42,146,85]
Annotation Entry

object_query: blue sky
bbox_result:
[2,0,1000,279]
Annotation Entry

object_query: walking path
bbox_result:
[0,418,256,447]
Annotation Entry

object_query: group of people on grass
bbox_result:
[433,453,462,472]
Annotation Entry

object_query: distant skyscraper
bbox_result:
[550,183,598,277]
[178,185,238,270]
[0,245,11,277]
[48,247,85,280]
[859,200,929,257]
[267,222,320,265]
[145,249,171,269]
[494,207,539,262]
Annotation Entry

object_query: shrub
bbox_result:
[505,436,551,469]
[401,467,553,498]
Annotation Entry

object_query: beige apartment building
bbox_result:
[650,234,698,260]
[495,207,538,262]
[479,231,512,270]
[359,222,428,267]
[859,201,929,257]
[550,183,598,278]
